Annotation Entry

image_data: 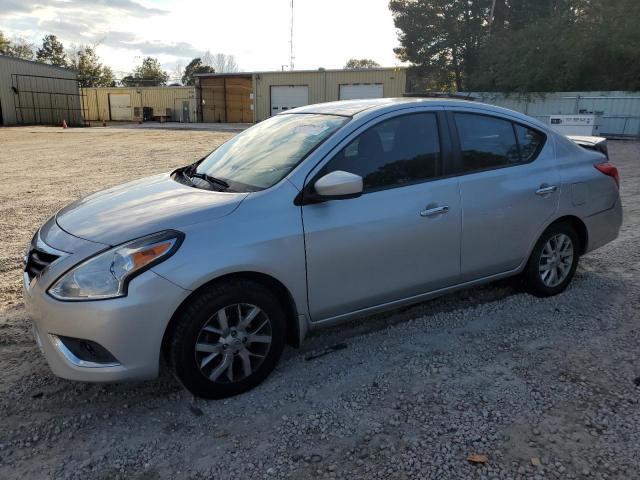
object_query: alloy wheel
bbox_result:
[538,233,574,288]
[194,303,272,383]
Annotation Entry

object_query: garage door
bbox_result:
[109,93,132,121]
[339,84,384,100]
[270,86,308,116]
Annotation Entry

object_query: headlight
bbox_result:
[48,230,184,301]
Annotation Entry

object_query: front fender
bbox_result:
[151,181,309,323]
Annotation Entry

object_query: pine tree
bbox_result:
[36,34,67,66]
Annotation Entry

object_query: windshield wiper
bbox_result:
[189,172,230,190]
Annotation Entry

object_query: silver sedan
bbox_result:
[23,98,622,398]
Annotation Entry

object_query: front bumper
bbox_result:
[24,222,191,382]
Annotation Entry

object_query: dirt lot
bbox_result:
[0,127,639,480]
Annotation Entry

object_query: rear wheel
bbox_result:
[169,281,286,399]
[524,222,580,297]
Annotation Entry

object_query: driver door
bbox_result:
[302,111,462,321]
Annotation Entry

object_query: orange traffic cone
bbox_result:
[62,119,68,129]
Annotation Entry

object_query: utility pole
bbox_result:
[289,0,295,70]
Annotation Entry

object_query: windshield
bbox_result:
[195,114,349,191]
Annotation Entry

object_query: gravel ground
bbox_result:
[0,127,638,480]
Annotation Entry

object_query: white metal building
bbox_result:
[0,54,83,126]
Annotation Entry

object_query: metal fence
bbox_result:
[466,91,640,137]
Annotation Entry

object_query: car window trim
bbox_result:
[513,122,547,163]
[446,110,547,177]
[296,109,450,205]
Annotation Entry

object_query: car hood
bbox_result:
[56,173,248,245]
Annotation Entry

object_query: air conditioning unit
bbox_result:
[549,114,602,136]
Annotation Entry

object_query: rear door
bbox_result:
[302,110,461,321]
[449,111,559,281]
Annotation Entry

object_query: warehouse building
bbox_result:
[195,67,407,123]
[82,86,196,123]
[0,54,83,126]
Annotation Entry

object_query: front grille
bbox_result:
[25,248,59,281]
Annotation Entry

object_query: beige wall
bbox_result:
[83,86,196,122]
[253,68,406,121]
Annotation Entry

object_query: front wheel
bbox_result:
[168,281,286,399]
[523,222,580,297]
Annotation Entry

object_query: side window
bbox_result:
[325,113,441,191]
[515,124,545,161]
[454,113,520,172]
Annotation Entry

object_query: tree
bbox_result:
[36,34,67,66]
[577,0,640,91]
[182,57,215,86]
[389,0,488,91]
[5,36,35,60]
[67,45,116,87]
[344,58,381,69]
[122,57,169,86]
[0,31,10,55]
[202,51,238,73]
[391,0,640,92]
[467,0,640,91]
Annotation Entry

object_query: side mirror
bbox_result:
[314,171,363,199]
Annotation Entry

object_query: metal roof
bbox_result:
[0,54,77,74]
[194,67,405,78]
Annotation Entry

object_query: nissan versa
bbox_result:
[24,98,622,399]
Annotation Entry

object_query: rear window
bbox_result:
[454,113,546,173]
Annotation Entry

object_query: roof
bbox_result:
[289,97,489,116]
[290,98,403,116]
[0,54,77,74]
[194,67,405,78]
[286,98,552,130]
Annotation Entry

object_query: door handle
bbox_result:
[536,185,558,196]
[420,205,449,217]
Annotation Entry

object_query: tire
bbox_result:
[523,222,580,298]
[168,280,286,399]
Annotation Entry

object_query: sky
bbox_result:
[0,0,405,80]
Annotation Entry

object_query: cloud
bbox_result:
[0,0,33,15]
[80,0,167,17]
[0,0,167,19]
[2,0,199,60]
[37,18,95,38]
[100,32,202,57]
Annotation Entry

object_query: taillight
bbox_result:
[594,162,620,188]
